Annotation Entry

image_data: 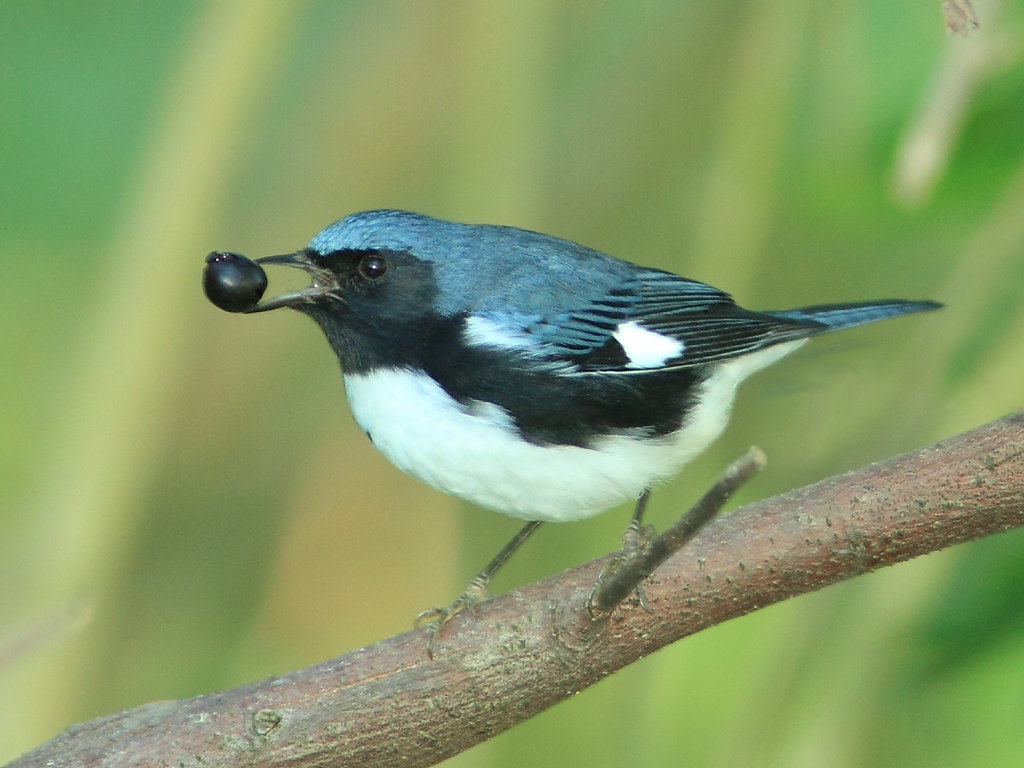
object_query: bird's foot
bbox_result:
[623,520,659,612]
[415,575,492,658]
[590,519,659,615]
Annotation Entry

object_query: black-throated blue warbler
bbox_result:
[204,210,940,632]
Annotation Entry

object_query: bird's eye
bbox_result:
[358,254,389,280]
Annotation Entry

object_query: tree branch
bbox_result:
[11,413,1024,768]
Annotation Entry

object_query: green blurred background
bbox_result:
[2,1,1023,765]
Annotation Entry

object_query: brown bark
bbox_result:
[10,413,1024,768]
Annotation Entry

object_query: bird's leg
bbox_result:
[626,488,657,547]
[607,489,659,611]
[416,519,543,656]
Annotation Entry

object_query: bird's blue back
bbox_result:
[310,210,644,318]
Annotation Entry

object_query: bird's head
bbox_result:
[243,210,437,312]
[231,211,458,370]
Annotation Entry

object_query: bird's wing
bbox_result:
[529,270,826,374]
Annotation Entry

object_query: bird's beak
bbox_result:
[245,250,336,313]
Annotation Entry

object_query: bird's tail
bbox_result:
[771,300,942,333]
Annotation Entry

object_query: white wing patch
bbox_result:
[463,315,535,351]
[612,321,685,369]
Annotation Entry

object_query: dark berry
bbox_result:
[203,251,268,313]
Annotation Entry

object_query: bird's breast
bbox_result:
[342,368,697,522]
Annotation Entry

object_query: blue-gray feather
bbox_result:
[770,301,942,331]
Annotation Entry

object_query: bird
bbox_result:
[203,210,940,634]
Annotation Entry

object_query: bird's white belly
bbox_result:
[342,342,801,523]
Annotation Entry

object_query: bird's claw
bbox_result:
[415,576,492,657]
[622,519,658,559]
[589,519,659,615]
